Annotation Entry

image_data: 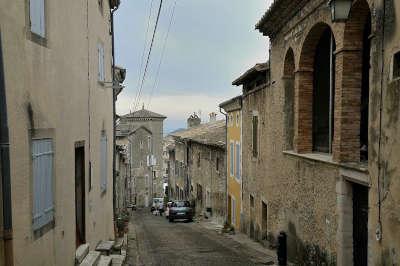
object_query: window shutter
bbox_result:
[98,43,105,82]
[236,143,240,179]
[230,143,234,176]
[100,134,108,192]
[30,0,45,37]
[32,139,54,230]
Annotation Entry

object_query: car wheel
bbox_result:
[169,218,173,223]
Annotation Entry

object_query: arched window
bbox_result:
[313,28,336,153]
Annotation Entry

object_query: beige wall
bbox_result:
[0,0,115,265]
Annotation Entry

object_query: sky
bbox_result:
[115,0,272,133]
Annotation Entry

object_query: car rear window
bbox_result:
[172,201,190,207]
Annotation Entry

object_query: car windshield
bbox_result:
[172,201,190,207]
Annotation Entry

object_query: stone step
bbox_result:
[98,255,112,266]
[96,240,115,256]
[112,237,124,253]
[110,253,126,266]
[76,243,90,264]
[79,251,101,266]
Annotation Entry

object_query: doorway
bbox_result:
[353,183,368,266]
[75,146,85,247]
[261,201,268,240]
[227,195,232,225]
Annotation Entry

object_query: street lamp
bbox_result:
[328,0,353,22]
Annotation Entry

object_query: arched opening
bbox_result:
[296,23,336,154]
[283,48,295,150]
[313,28,336,153]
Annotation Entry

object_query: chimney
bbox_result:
[209,112,217,122]
[187,113,201,128]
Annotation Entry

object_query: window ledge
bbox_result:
[283,150,368,173]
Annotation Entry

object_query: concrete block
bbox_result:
[98,255,112,266]
[96,240,115,255]
[80,251,101,266]
[110,254,126,266]
[76,243,90,264]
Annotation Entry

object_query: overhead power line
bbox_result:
[147,0,177,109]
[133,0,164,111]
[133,0,155,113]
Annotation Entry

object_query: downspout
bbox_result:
[219,107,228,224]
[111,2,120,224]
[0,32,13,265]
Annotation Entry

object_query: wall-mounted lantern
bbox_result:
[328,0,353,22]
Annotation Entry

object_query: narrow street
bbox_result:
[125,210,275,266]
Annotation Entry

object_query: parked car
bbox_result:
[168,201,193,222]
[165,201,173,219]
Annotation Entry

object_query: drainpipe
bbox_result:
[219,107,228,225]
[0,32,13,265]
[111,2,120,225]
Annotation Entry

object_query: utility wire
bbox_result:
[147,0,177,109]
[133,0,155,113]
[133,0,164,111]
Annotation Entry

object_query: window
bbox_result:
[250,195,254,208]
[393,51,400,80]
[148,136,152,152]
[97,42,105,82]
[140,160,143,167]
[140,140,143,150]
[98,0,103,13]
[230,142,234,176]
[32,139,54,230]
[197,152,201,168]
[30,0,45,38]
[252,115,258,157]
[216,157,220,171]
[312,28,335,153]
[235,143,240,180]
[100,133,108,192]
[236,113,240,126]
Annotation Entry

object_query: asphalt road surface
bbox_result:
[126,209,274,266]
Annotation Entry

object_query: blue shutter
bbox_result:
[30,0,45,37]
[230,143,234,177]
[32,139,54,230]
[100,134,108,192]
[236,143,240,179]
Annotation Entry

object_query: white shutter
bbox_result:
[30,0,45,37]
[32,139,54,230]
[100,134,108,192]
[236,143,240,179]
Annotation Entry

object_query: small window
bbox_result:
[30,0,46,38]
[97,42,105,82]
[140,140,143,150]
[252,115,259,157]
[98,0,104,13]
[147,136,152,152]
[140,160,143,167]
[216,157,220,171]
[32,139,54,230]
[393,51,400,80]
[250,195,255,208]
[197,152,201,168]
[236,113,240,126]
[100,133,108,192]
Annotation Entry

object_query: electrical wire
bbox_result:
[146,0,177,109]
[133,0,164,111]
[133,0,155,113]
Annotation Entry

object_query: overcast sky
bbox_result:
[115,0,272,133]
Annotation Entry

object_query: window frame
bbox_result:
[235,142,241,180]
[97,42,105,83]
[252,114,259,158]
[29,0,46,38]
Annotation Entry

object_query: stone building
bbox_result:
[0,0,121,264]
[167,114,227,224]
[219,96,243,230]
[117,107,166,207]
[229,0,400,265]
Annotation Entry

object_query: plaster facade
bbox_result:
[0,0,118,264]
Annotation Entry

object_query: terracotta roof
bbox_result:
[122,107,166,119]
[170,120,226,148]
[256,0,308,37]
[232,62,269,86]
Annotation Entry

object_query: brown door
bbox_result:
[75,146,85,247]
